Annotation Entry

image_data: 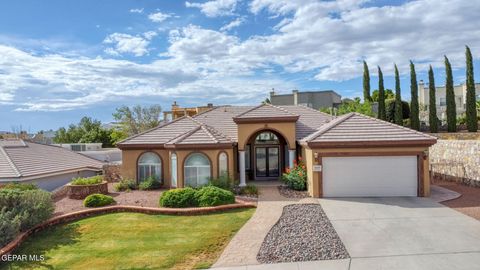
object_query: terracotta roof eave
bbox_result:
[164,143,235,150]
[117,144,166,150]
[233,115,300,124]
[305,139,437,148]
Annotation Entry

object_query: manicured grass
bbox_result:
[3,209,254,270]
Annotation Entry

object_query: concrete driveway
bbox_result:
[320,197,480,270]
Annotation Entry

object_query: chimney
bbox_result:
[269,88,275,99]
[418,80,425,105]
[171,101,179,110]
[292,89,299,105]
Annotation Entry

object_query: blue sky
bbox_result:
[0,0,479,132]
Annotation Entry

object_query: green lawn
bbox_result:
[2,209,254,270]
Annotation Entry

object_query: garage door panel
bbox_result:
[323,156,417,197]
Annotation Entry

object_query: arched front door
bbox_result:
[249,131,285,180]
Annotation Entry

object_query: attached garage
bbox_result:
[322,156,418,197]
[301,113,437,198]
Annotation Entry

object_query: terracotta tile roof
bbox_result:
[119,105,334,147]
[0,140,104,180]
[233,104,299,123]
[302,113,437,147]
[165,123,233,148]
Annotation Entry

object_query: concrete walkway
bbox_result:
[213,185,316,268]
[430,185,461,202]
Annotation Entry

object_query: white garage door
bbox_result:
[323,156,418,197]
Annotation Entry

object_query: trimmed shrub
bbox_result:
[83,194,115,208]
[1,182,38,191]
[282,158,307,191]
[71,175,103,185]
[113,179,137,192]
[195,186,235,207]
[0,188,54,246]
[239,184,258,196]
[209,175,235,191]
[159,187,198,208]
[138,177,162,190]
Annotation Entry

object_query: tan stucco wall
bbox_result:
[121,148,235,188]
[303,146,431,198]
[237,122,296,150]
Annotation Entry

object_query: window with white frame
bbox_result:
[218,152,228,177]
[138,152,162,183]
[184,153,211,187]
[171,153,177,187]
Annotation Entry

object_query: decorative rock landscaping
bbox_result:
[277,185,310,199]
[257,204,349,263]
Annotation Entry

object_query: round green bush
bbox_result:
[138,177,162,190]
[195,186,235,207]
[159,187,198,208]
[83,194,115,208]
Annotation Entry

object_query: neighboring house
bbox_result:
[31,130,56,145]
[163,101,215,121]
[54,143,103,152]
[269,89,342,109]
[0,140,103,191]
[117,104,436,198]
[418,80,480,121]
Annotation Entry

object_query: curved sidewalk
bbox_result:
[213,185,316,268]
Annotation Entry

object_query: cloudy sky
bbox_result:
[0,0,479,132]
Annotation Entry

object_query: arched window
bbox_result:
[138,152,162,183]
[184,153,211,187]
[255,131,279,144]
[218,152,228,177]
[171,153,177,187]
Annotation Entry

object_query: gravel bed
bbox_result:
[278,185,310,199]
[257,204,349,263]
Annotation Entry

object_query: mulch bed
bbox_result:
[257,204,349,263]
[435,180,480,221]
[277,185,310,199]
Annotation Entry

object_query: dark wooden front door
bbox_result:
[255,146,280,179]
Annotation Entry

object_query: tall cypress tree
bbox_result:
[377,66,386,120]
[363,61,372,102]
[394,64,403,125]
[409,61,420,130]
[445,56,456,132]
[428,65,438,133]
[465,46,478,132]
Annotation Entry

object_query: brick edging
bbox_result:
[0,199,256,257]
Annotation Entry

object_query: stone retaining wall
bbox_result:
[429,140,480,187]
[67,181,108,199]
[0,199,256,258]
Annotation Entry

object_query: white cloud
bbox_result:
[143,31,158,40]
[103,33,151,56]
[186,0,238,17]
[220,17,245,31]
[129,8,144,14]
[148,12,171,23]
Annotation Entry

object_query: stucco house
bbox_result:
[117,104,437,198]
[0,139,104,191]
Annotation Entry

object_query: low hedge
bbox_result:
[83,194,115,208]
[71,175,103,185]
[159,187,197,208]
[113,179,137,192]
[139,177,162,190]
[1,183,38,191]
[159,186,235,208]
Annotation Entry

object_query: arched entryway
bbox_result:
[245,130,288,181]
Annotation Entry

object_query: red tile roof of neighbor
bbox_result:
[0,140,104,180]
[117,106,437,149]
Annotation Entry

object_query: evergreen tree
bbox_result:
[394,64,403,125]
[428,65,438,133]
[445,56,456,132]
[377,66,386,120]
[409,61,420,130]
[465,46,478,132]
[363,61,372,102]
